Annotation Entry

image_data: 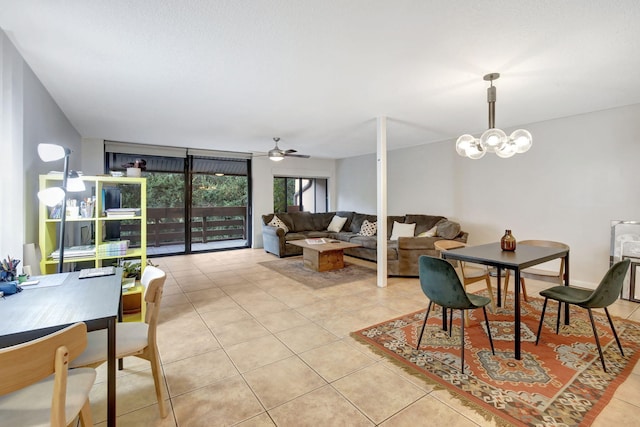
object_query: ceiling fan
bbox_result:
[267,137,310,161]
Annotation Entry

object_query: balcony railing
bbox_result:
[120,206,247,248]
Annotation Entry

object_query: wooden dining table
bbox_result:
[441,243,569,360]
[0,269,122,427]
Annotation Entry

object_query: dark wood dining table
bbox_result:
[0,269,122,427]
[441,242,569,359]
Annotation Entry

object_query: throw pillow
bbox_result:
[417,224,438,238]
[358,219,377,236]
[327,215,348,233]
[436,220,462,239]
[268,215,289,233]
[390,221,416,240]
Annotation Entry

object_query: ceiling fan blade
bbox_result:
[284,149,297,154]
[284,153,310,158]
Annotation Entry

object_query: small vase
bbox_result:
[501,229,516,251]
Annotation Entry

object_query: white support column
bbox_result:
[376,117,388,287]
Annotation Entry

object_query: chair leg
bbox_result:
[148,346,168,418]
[449,308,453,337]
[78,399,93,427]
[416,302,433,349]
[520,277,529,302]
[482,306,495,355]
[556,301,562,334]
[503,272,529,305]
[460,309,465,374]
[503,270,511,307]
[586,308,607,372]
[604,307,625,357]
[484,276,497,313]
[536,297,548,345]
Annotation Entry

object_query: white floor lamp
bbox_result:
[36,143,85,273]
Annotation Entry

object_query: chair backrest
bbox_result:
[583,259,631,308]
[434,240,466,251]
[519,240,569,277]
[419,255,475,309]
[0,323,87,425]
[141,265,167,343]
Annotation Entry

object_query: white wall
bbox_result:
[336,104,640,286]
[0,30,81,262]
[252,156,336,248]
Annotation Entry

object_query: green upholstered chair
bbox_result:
[416,255,495,373]
[535,259,630,372]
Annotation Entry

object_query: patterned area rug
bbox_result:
[259,257,376,289]
[352,292,640,427]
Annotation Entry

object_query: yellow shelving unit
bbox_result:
[38,174,147,276]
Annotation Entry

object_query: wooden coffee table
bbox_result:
[288,239,361,272]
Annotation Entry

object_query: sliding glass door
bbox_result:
[189,156,250,252]
[105,143,251,256]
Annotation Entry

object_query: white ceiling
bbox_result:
[1,0,639,159]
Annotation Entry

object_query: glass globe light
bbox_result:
[455,134,475,157]
[495,141,517,158]
[480,128,507,152]
[510,129,533,153]
[466,140,486,159]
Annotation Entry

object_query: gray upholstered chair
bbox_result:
[416,256,495,373]
[535,259,630,372]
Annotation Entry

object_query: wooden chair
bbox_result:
[434,240,497,325]
[70,266,168,418]
[503,240,570,306]
[416,256,495,373]
[536,259,629,372]
[0,322,96,427]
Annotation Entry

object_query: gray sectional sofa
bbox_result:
[261,211,468,276]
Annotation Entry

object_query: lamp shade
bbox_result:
[37,187,65,207]
[268,149,285,161]
[455,134,475,157]
[38,143,70,162]
[510,129,533,153]
[479,128,507,152]
[66,172,86,192]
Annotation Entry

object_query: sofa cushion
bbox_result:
[312,212,335,230]
[390,221,416,240]
[436,220,462,239]
[349,235,378,250]
[358,219,377,236]
[327,215,348,232]
[350,213,377,233]
[268,215,289,233]
[290,212,315,232]
[404,214,446,236]
[331,231,357,242]
[283,232,307,241]
[274,213,294,232]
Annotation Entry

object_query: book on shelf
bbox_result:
[50,245,96,259]
[106,208,141,218]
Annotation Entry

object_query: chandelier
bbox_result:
[455,73,532,159]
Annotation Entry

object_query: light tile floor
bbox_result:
[88,249,640,426]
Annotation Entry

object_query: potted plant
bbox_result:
[120,259,158,280]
